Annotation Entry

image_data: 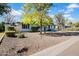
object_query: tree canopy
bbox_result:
[22,12,53,27]
[74,22,79,27]
[22,3,53,27]
[55,13,67,30]
[0,3,11,16]
[23,3,53,14]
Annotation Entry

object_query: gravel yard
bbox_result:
[0,32,71,56]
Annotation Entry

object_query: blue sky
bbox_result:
[1,3,79,22]
[8,3,24,10]
[48,3,79,22]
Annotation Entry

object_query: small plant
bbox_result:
[7,26,15,31]
[5,26,16,37]
[5,31,16,37]
[64,27,79,31]
[17,33,25,38]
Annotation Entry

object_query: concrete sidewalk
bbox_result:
[58,40,79,56]
[31,36,79,56]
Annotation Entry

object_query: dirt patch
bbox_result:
[0,32,71,56]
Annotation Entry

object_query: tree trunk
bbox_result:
[44,26,46,33]
[40,11,43,35]
[40,18,42,34]
[58,25,61,31]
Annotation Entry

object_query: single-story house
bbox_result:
[15,22,57,32]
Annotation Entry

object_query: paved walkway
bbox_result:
[31,36,79,56]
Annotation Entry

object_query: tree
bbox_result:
[22,3,53,34]
[4,14,15,24]
[55,13,66,31]
[23,3,53,14]
[22,12,53,32]
[0,3,11,32]
[0,3,11,16]
[74,22,79,27]
[22,12,53,26]
[0,22,5,32]
[68,21,74,27]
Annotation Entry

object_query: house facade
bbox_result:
[22,24,57,32]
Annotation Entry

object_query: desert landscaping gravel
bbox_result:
[0,32,71,56]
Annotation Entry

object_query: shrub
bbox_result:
[17,33,25,38]
[64,27,79,31]
[7,26,15,31]
[5,26,16,37]
[74,22,79,27]
[5,31,16,37]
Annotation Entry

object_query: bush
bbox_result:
[5,31,16,37]
[17,33,25,38]
[74,22,79,27]
[7,26,15,31]
[64,27,79,31]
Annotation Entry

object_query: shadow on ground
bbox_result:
[43,32,79,37]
